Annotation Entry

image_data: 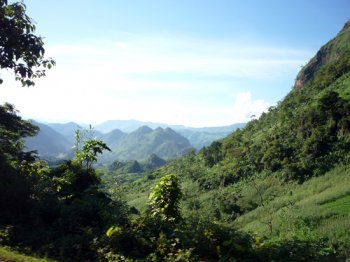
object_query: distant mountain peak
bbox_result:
[135,125,153,134]
[108,129,125,135]
[99,124,191,162]
[143,153,166,170]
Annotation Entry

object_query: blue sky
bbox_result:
[1,0,349,127]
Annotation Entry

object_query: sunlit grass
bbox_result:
[0,246,55,262]
[235,165,350,241]
[322,195,350,214]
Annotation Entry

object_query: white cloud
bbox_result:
[0,34,308,127]
[232,92,271,122]
[45,34,310,79]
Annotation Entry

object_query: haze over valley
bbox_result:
[25,119,245,164]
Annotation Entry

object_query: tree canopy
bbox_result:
[0,0,55,86]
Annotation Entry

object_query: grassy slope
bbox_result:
[0,246,55,262]
[235,165,350,239]
[122,163,350,258]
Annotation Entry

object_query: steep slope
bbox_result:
[205,20,350,183]
[142,153,167,171]
[25,121,72,158]
[48,122,81,143]
[124,20,350,257]
[295,20,350,90]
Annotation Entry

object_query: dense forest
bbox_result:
[0,1,350,261]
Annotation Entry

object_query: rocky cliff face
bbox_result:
[294,20,350,90]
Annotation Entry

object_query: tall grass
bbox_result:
[235,165,350,245]
[0,246,55,262]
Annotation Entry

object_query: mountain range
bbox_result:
[99,126,192,162]
[25,120,244,164]
[93,120,245,149]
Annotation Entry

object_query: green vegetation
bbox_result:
[0,104,126,260]
[322,195,350,215]
[0,246,55,262]
[99,126,192,163]
[0,1,350,260]
[108,153,166,175]
[148,174,182,223]
[120,19,350,260]
[26,123,193,164]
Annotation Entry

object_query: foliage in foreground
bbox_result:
[0,104,126,261]
[0,0,55,86]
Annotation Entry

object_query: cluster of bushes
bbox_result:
[0,105,127,260]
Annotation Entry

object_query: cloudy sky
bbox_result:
[1,0,349,127]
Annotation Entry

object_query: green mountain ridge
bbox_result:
[26,122,193,163]
[100,125,192,162]
[94,119,244,134]
[29,119,241,163]
[98,128,127,148]
[94,119,245,149]
[32,121,244,157]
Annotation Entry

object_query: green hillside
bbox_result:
[122,20,350,260]
[99,128,127,148]
[0,246,54,262]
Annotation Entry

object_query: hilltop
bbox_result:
[99,126,192,162]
